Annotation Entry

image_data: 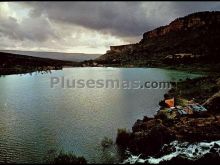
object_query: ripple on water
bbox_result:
[0,68,203,163]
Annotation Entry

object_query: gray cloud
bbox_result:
[22,2,220,38]
[0,2,220,53]
[171,2,220,16]
[0,15,57,42]
[24,2,150,37]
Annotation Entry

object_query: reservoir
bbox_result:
[0,67,201,163]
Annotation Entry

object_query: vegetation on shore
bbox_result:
[0,52,80,76]
[168,76,220,109]
[44,150,87,164]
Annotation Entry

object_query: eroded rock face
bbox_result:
[109,44,136,53]
[142,11,220,41]
[131,121,176,156]
[116,115,220,157]
[143,19,185,40]
[204,91,220,113]
[116,119,176,156]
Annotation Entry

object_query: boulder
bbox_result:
[203,91,220,113]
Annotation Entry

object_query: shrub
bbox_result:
[45,150,87,164]
[116,128,130,148]
[101,137,113,149]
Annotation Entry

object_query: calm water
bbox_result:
[0,67,201,163]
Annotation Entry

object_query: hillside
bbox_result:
[0,50,101,62]
[97,11,220,68]
[0,52,79,75]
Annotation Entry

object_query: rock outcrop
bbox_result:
[116,115,220,157]
[98,11,220,66]
[141,11,220,41]
[203,91,220,114]
[109,44,136,54]
[116,75,220,158]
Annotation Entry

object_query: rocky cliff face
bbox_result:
[98,11,220,65]
[143,12,215,40]
[109,44,136,53]
[116,115,220,157]
[141,11,219,41]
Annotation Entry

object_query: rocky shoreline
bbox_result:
[122,140,220,164]
[0,66,63,76]
[116,75,220,164]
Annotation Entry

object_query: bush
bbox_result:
[116,128,130,148]
[45,150,87,164]
[101,137,113,149]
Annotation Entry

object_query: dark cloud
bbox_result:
[23,2,151,37]
[171,2,220,16]
[21,2,220,38]
[0,2,220,53]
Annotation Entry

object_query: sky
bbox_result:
[0,1,220,54]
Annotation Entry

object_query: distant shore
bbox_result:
[0,51,80,76]
[2,50,220,76]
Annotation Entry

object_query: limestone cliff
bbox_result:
[97,11,220,66]
[109,44,136,53]
[141,11,220,41]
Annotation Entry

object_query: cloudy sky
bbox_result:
[0,1,220,54]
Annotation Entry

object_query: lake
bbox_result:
[0,67,201,163]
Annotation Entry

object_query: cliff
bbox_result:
[109,44,136,53]
[97,11,220,66]
[141,11,220,41]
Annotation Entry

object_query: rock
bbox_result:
[121,118,176,156]
[142,11,220,41]
[133,124,175,156]
[132,119,162,132]
[116,129,131,149]
[117,113,220,158]
[158,153,220,165]
[143,116,153,122]
[109,44,136,54]
[203,91,220,113]
[216,78,220,86]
